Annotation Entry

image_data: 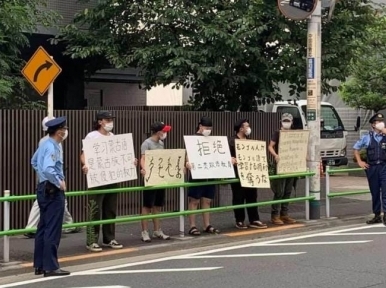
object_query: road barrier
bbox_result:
[325,166,369,218]
[0,172,314,263]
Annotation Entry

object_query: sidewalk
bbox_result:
[0,175,371,269]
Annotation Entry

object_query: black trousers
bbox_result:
[230,182,259,223]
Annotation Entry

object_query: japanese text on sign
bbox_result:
[82,133,138,188]
[235,139,270,188]
[144,149,186,186]
[277,130,310,174]
[184,136,235,179]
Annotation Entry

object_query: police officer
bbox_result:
[353,113,386,225]
[31,116,70,277]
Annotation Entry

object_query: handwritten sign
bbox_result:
[184,135,235,179]
[235,139,270,188]
[144,149,185,186]
[82,133,138,188]
[277,130,310,174]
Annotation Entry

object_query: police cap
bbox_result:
[96,111,115,120]
[234,118,249,132]
[369,113,384,124]
[45,116,67,133]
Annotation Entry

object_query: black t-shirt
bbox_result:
[271,130,280,154]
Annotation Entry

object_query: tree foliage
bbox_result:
[59,0,379,111]
[339,12,386,113]
[0,0,59,109]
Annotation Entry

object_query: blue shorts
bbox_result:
[188,179,216,200]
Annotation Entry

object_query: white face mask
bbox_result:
[202,129,211,137]
[244,127,251,136]
[375,122,385,130]
[282,122,292,130]
[60,130,68,141]
[103,122,114,132]
[160,132,167,140]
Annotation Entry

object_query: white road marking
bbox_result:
[175,252,306,259]
[75,267,223,275]
[70,286,130,288]
[256,240,372,246]
[321,232,386,236]
[0,224,382,288]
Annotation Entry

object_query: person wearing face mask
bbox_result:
[185,116,220,235]
[139,121,172,242]
[24,116,79,239]
[268,113,297,225]
[80,111,136,252]
[354,113,386,225]
[31,116,70,277]
[229,119,268,229]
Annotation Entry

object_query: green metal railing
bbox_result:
[325,166,369,217]
[1,171,314,263]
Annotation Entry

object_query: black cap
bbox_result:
[151,121,172,133]
[234,118,249,132]
[96,111,115,120]
[45,116,67,133]
[199,116,212,127]
[369,113,384,124]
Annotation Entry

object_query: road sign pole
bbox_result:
[47,83,54,118]
[306,0,321,219]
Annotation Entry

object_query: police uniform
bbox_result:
[31,117,70,277]
[353,113,386,225]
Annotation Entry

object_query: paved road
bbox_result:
[279,0,311,19]
[1,223,385,288]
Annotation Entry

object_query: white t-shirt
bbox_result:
[82,130,114,150]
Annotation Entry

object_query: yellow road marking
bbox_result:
[223,223,305,237]
[20,247,138,268]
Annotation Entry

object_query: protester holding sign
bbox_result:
[185,116,220,236]
[268,113,297,225]
[229,119,267,229]
[139,121,172,243]
[81,111,138,252]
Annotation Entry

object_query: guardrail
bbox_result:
[1,171,314,263]
[325,166,369,218]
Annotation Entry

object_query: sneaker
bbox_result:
[235,222,248,229]
[153,229,171,240]
[141,230,151,242]
[102,240,123,249]
[271,215,284,225]
[86,243,102,252]
[280,215,297,224]
[249,221,268,229]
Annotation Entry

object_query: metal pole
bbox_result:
[305,171,310,220]
[179,187,185,237]
[47,56,54,118]
[306,0,322,219]
[325,165,330,218]
[3,190,10,263]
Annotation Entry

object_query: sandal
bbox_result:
[204,225,220,234]
[188,226,201,236]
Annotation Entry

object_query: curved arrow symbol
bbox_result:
[33,60,53,82]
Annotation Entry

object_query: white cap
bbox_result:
[281,113,293,122]
[42,116,56,131]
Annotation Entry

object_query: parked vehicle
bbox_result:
[289,0,314,12]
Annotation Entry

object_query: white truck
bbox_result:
[262,99,348,168]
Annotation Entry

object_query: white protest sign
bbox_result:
[277,130,309,174]
[82,133,138,188]
[184,135,235,179]
[144,149,186,186]
[235,139,270,188]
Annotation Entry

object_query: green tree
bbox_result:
[339,14,386,113]
[58,0,378,111]
[0,0,59,109]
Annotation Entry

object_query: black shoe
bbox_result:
[366,215,382,224]
[44,269,71,277]
[34,268,44,275]
[24,233,35,239]
[383,215,386,226]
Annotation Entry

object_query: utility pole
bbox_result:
[306,0,322,219]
